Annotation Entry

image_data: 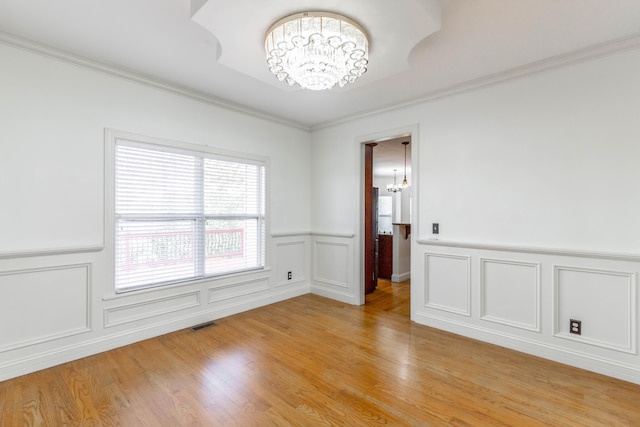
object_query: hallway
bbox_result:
[365,278,410,317]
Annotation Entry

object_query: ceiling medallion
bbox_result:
[265,12,369,91]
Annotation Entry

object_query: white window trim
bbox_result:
[104,128,270,296]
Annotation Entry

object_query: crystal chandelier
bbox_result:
[387,170,403,193]
[265,12,369,91]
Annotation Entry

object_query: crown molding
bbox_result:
[0,32,310,131]
[0,245,104,260]
[313,31,640,131]
[3,30,639,134]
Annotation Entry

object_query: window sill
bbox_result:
[102,267,272,301]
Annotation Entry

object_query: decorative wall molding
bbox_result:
[553,265,637,354]
[0,264,91,352]
[4,29,640,134]
[314,33,640,130]
[104,291,201,328]
[208,277,270,303]
[480,258,541,332]
[101,268,273,301]
[0,245,104,260]
[275,240,306,248]
[275,277,306,288]
[275,240,306,287]
[313,240,350,288]
[414,310,640,385]
[424,252,471,316]
[311,231,355,238]
[416,244,640,384]
[0,284,308,382]
[271,231,310,238]
[418,239,640,262]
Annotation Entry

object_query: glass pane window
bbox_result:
[115,220,198,289]
[378,195,393,234]
[114,140,265,292]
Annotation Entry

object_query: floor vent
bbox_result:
[191,321,217,331]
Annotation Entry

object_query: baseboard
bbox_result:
[391,272,411,282]
[310,285,358,305]
[413,312,640,385]
[0,284,310,382]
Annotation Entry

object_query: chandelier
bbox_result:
[265,12,369,91]
[387,141,410,193]
[387,170,403,193]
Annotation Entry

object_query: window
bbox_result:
[112,136,265,293]
[378,195,393,234]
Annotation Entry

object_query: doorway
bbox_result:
[363,134,413,315]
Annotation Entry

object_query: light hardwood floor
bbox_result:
[1,279,640,426]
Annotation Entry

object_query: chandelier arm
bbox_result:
[387,169,403,193]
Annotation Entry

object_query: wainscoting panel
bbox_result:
[313,240,350,289]
[554,265,636,353]
[310,235,355,304]
[104,291,201,328]
[208,277,270,304]
[480,258,540,331]
[0,264,91,352]
[416,239,640,384]
[424,253,471,316]
[275,239,306,287]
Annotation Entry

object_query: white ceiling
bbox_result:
[1,0,639,171]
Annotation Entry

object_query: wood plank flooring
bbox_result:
[365,278,410,317]
[2,279,640,426]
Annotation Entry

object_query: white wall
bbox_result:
[310,46,640,383]
[419,51,640,252]
[3,38,640,385]
[0,42,312,380]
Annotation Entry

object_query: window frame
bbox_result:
[105,129,269,294]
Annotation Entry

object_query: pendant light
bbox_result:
[401,141,409,188]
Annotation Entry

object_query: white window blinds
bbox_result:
[114,140,265,292]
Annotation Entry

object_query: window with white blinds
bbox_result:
[114,139,265,292]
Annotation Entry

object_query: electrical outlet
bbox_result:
[432,223,439,234]
[570,319,581,335]
[287,271,292,280]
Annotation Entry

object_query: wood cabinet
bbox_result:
[378,234,393,280]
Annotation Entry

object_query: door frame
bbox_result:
[356,125,419,306]
[364,143,378,295]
